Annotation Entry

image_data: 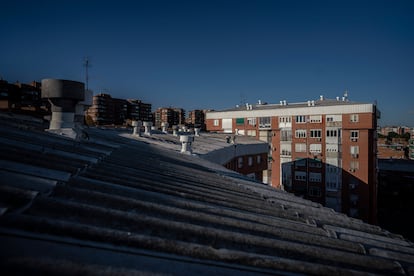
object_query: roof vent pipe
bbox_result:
[283,100,287,106]
[320,95,324,101]
[41,79,85,130]
[172,125,179,136]
[132,120,142,136]
[311,100,315,106]
[161,122,169,134]
[194,128,200,136]
[143,121,152,136]
[336,96,340,101]
[41,79,85,139]
[307,100,311,106]
[180,135,194,154]
[280,100,283,106]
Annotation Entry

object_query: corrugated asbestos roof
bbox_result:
[1,113,414,275]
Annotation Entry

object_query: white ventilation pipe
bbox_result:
[194,128,200,136]
[161,122,169,133]
[180,135,194,154]
[143,121,152,136]
[41,79,84,130]
[172,125,179,136]
[132,120,142,136]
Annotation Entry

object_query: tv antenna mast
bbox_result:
[83,56,91,91]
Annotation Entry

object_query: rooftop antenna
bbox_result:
[240,93,246,106]
[83,56,91,91]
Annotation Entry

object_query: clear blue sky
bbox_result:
[1,0,413,126]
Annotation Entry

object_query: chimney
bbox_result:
[172,125,179,136]
[161,122,169,133]
[143,121,152,136]
[320,95,324,101]
[132,120,142,136]
[41,79,85,139]
[180,135,194,154]
[194,127,200,136]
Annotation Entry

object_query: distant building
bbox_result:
[0,80,48,116]
[186,109,207,130]
[86,93,152,126]
[206,95,380,224]
[377,158,414,241]
[127,99,152,122]
[154,107,185,129]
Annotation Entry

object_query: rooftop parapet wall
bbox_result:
[206,102,377,120]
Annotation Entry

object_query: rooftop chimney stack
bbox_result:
[132,120,142,136]
[41,79,85,138]
[161,122,169,133]
[194,127,200,136]
[180,135,194,154]
[172,125,179,136]
[143,121,152,136]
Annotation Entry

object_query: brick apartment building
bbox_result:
[206,95,380,223]
[186,109,207,130]
[154,107,185,129]
[86,93,152,125]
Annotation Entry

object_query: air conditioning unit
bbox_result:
[317,138,322,142]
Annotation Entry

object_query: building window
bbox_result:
[247,117,256,126]
[350,161,359,171]
[350,146,359,158]
[295,171,307,182]
[309,160,322,168]
[238,157,243,168]
[350,114,359,123]
[309,172,322,183]
[310,129,322,138]
[279,116,292,123]
[326,129,341,137]
[281,144,292,156]
[295,143,307,152]
[281,130,292,141]
[247,130,256,136]
[295,129,307,138]
[310,115,322,123]
[259,117,271,129]
[213,119,219,126]
[236,118,245,125]
[350,130,359,141]
[310,144,322,153]
[309,186,321,197]
[245,156,252,166]
[257,155,261,164]
[295,115,306,123]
